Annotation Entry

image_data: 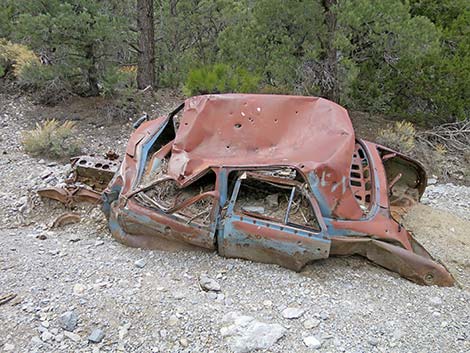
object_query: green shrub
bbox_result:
[183,63,261,96]
[22,119,82,159]
[18,63,71,105]
[18,63,55,87]
[0,65,4,78]
[101,66,136,98]
[377,121,416,153]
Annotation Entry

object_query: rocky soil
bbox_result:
[0,93,469,353]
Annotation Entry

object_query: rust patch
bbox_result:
[51,212,81,228]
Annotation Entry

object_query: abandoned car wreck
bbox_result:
[39,94,455,286]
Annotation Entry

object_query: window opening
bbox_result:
[135,171,216,228]
[350,143,373,215]
[233,175,320,231]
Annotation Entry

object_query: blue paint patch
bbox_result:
[230,214,328,243]
[149,158,162,174]
[307,172,332,217]
[219,175,330,261]
[134,118,171,187]
[102,185,122,218]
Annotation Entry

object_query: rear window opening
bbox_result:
[350,143,373,215]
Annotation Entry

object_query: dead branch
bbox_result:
[416,120,470,153]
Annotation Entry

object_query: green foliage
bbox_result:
[155,0,237,87]
[0,1,15,38]
[0,65,4,77]
[380,7,470,123]
[10,0,129,96]
[377,121,416,154]
[1,0,470,125]
[18,63,56,88]
[337,0,441,114]
[183,64,260,96]
[101,67,136,98]
[409,0,470,28]
[18,63,72,105]
[22,120,82,159]
[218,0,323,88]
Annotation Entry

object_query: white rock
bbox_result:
[30,336,42,346]
[118,323,131,340]
[221,312,286,353]
[3,343,15,351]
[167,315,179,326]
[429,296,443,306]
[427,178,437,185]
[319,312,329,320]
[303,336,322,349]
[303,318,320,329]
[180,338,189,347]
[207,292,218,300]
[281,307,305,319]
[368,337,379,346]
[64,331,81,342]
[134,258,147,268]
[88,328,105,343]
[262,300,273,307]
[73,283,86,295]
[199,274,221,292]
[41,331,54,342]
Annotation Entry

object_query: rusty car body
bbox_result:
[41,94,454,286]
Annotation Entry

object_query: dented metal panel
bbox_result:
[38,94,455,286]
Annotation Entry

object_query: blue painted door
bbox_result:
[218,172,331,270]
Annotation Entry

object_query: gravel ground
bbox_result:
[422,183,470,221]
[0,94,469,353]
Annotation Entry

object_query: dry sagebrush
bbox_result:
[22,119,82,159]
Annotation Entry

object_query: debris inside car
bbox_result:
[38,94,455,286]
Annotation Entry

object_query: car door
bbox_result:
[218,171,330,271]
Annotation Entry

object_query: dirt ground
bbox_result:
[0,92,469,353]
[404,204,470,289]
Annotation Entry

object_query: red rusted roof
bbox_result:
[168,94,355,182]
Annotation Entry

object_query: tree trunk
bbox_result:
[137,0,155,89]
[321,0,339,103]
[85,44,100,96]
